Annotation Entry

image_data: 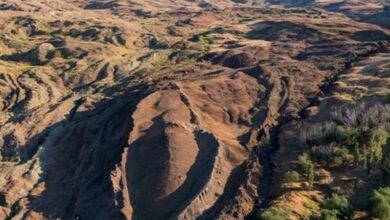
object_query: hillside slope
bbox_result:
[0,0,389,219]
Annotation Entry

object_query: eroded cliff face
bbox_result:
[0,0,389,219]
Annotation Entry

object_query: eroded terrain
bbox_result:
[0,0,389,219]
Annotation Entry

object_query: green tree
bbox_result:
[321,194,352,217]
[369,127,389,162]
[298,153,311,173]
[307,162,315,189]
[328,148,351,167]
[297,153,315,189]
[336,126,359,147]
[370,187,390,219]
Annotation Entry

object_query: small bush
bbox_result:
[321,194,352,217]
[307,162,315,188]
[189,34,200,42]
[304,122,337,145]
[370,127,389,147]
[297,153,315,188]
[283,170,300,183]
[370,187,390,219]
[336,126,359,147]
[369,127,389,160]
[298,153,311,173]
[327,148,352,168]
[317,209,338,220]
[310,143,337,162]
[259,207,290,220]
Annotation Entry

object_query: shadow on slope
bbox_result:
[266,0,315,7]
[246,21,327,43]
[24,88,148,220]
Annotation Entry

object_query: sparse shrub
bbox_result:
[327,147,352,168]
[368,127,389,162]
[189,34,200,42]
[283,170,300,183]
[330,103,390,129]
[297,153,315,188]
[321,194,352,217]
[304,103,390,172]
[336,126,359,147]
[328,154,343,167]
[259,207,290,220]
[315,209,338,220]
[369,187,390,219]
[311,144,351,167]
[295,103,390,218]
[311,142,338,162]
[298,153,311,173]
[304,122,337,146]
[309,194,353,220]
[307,163,315,189]
[370,127,389,148]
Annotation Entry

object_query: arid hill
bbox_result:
[0,0,389,219]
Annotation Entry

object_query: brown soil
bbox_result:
[0,1,389,220]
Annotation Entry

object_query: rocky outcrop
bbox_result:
[204,46,268,69]
[33,43,56,64]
